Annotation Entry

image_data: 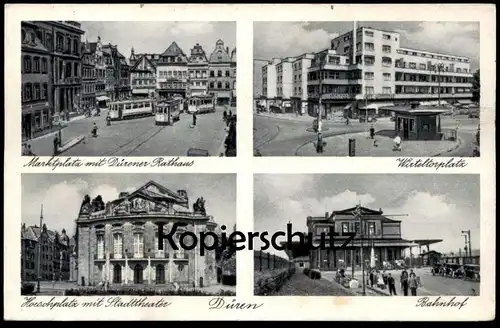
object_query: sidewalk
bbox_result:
[255,112,316,123]
[297,131,461,157]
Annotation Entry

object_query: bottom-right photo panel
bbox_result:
[254,174,480,297]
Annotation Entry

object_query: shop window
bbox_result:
[23,56,32,73]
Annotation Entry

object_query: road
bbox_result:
[30,106,230,157]
[253,114,479,157]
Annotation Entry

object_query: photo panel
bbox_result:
[21,21,237,157]
[254,174,480,297]
[21,173,237,296]
[253,22,480,158]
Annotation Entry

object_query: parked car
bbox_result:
[431,263,443,276]
[463,264,480,282]
[444,263,464,278]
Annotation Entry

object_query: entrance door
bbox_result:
[133,264,143,284]
[113,264,122,283]
[156,264,165,284]
[403,118,410,140]
[22,113,32,140]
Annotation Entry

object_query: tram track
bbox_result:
[253,124,281,150]
[101,123,160,156]
[122,125,167,156]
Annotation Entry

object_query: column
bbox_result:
[148,256,151,285]
[124,255,128,284]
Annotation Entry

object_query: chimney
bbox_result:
[226,47,229,54]
[325,212,329,219]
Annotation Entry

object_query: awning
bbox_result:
[343,103,352,110]
[132,89,150,95]
[458,99,474,104]
[96,96,110,101]
[359,102,395,110]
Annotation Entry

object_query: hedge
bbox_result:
[21,282,36,295]
[303,268,321,280]
[64,288,236,296]
[254,267,296,296]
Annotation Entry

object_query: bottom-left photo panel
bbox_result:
[20,173,237,296]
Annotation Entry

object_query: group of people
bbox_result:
[21,142,36,156]
[223,110,237,157]
[370,268,421,296]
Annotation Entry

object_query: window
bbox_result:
[419,63,426,70]
[382,45,391,53]
[24,83,32,101]
[33,57,40,73]
[382,87,392,94]
[209,82,214,88]
[356,42,361,52]
[66,62,72,77]
[133,233,144,258]
[342,223,349,234]
[365,86,374,95]
[368,222,376,236]
[364,42,374,51]
[33,83,40,100]
[113,233,122,258]
[225,70,230,77]
[364,56,375,65]
[383,34,391,40]
[225,82,230,89]
[365,30,374,37]
[364,72,374,80]
[23,56,31,73]
[382,57,392,67]
[409,62,417,69]
[73,39,78,55]
[217,81,222,89]
[217,70,222,77]
[328,56,340,65]
[355,222,361,234]
[97,235,104,259]
[344,46,350,53]
[42,83,48,99]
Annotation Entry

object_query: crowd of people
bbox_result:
[369,268,421,296]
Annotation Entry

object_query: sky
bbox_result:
[22,174,236,237]
[254,174,480,258]
[253,21,480,97]
[80,21,236,61]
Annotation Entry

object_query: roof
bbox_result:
[390,106,450,115]
[21,224,70,246]
[412,239,443,246]
[130,54,157,72]
[161,41,185,57]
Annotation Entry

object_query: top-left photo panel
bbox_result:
[21,21,237,157]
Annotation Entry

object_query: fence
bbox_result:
[254,250,293,272]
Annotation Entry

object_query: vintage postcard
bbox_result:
[254,21,481,158]
[4,3,496,322]
[20,20,236,157]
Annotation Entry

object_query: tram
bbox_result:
[187,95,215,114]
[155,98,182,125]
[107,99,155,120]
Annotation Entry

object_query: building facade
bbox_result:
[260,58,280,111]
[31,21,85,121]
[102,45,116,102]
[283,206,441,271]
[21,223,71,281]
[208,40,234,105]
[291,54,314,115]
[80,41,97,111]
[187,43,209,97]
[129,49,157,99]
[75,181,217,287]
[156,42,188,100]
[89,36,109,108]
[21,21,52,141]
[230,48,237,106]
[276,57,296,113]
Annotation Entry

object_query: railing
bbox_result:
[254,250,293,272]
[174,253,189,260]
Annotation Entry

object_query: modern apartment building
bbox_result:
[291,53,314,115]
[276,57,296,112]
[260,58,280,111]
[263,24,474,118]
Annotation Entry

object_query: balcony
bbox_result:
[394,81,473,88]
[57,77,81,85]
[307,93,356,100]
[173,253,189,260]
[393,93,473,99]
[395,66,473,77]
[309,78,363,86]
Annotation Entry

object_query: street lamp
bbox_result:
[352,205,365,295]
[461,230,472,259]
[36,204,43,293]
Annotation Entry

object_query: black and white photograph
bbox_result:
[21,174,237,296]
[21,21,237,157]
[253,22,480,157]
[254,174,480,296]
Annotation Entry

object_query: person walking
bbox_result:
[370,124,375,139]
[369,269,375,287]
[393,134,402,152]
[53,135,59,156]
[192,112,197,127]
[409,272,419,296]
[400,269,409,296]
[316,133,324,154]
[387,273,397,295]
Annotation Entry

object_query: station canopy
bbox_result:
[411,239,443,247]
[359,102,395,110]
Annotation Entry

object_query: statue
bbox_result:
[80,195,92,214]
[193,198,200,213]
[193,197,206,215]
[91,195,105,212]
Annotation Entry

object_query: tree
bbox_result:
[472,69,480,103]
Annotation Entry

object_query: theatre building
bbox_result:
[283,206,441,270]
[75,181,217,287]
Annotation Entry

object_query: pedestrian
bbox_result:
[393,133,402,151]
[229,110,232,117]
[223,110,227,122]
[470,288,477,296]
[409,272,418,296]
[369,269,374,287]
[400,269,409,296]
[27,144,35,156]
[22,143,29,156]
[192,112,197,127]
[53,135,59,156]
[387,273,397,295]
[316,133,324,154]
[382,270,388,287]
[370,124,375,139]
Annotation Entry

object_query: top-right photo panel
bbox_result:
[253,22,480,157]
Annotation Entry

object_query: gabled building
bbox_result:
[208,39,234,105]
[88,36,109,108]
[129,48,157,99]
[230,48,237,106]
[110,45,131,100]
[187,43,209,97]
[80,41,97,111]
[102,44,116,102]
[75,180,217,287]
[20,222,71,281]
[156,42,188,99]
